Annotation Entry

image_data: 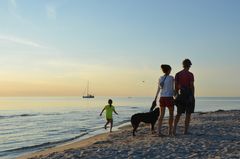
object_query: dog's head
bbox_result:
[150,107,160,119]
[153,107,160,117]
[149,100,157,112]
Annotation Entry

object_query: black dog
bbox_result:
[131,102,159,136]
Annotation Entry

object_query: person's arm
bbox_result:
[175,74,180,95]
[190,81,195,96]
[154,86,160,101]
[151,86,160,111]
[113,109,118,115]
[190,74,195,96]
[173,77,177,97]
[154,78,161,101]
[100,107,105,116]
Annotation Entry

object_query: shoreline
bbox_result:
[17,109,240,159]
[15,122,131,159]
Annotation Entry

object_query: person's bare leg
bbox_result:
[173,114,181,135]
[158,107,165,135]
[110,119,113,132]
[105,120,110,129]
[184,113,191,134]
[168,107,174,135]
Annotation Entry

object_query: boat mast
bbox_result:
[87,81,89,95]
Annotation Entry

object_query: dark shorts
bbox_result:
[160,97,174,108]
[175,88,195,114]
[106,118,113,121]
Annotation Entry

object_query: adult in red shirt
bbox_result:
[173,59,195,135]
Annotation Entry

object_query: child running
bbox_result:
[154,64,175,136]
[100,99,118,132]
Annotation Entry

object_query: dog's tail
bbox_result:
[149,100,157,112]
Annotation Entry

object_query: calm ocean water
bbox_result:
[0,96,239,158]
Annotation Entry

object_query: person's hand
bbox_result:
[100,113,102,116]
[174,90,178,97]
[152,100,156,106]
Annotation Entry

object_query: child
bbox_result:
[154,64,175,136]
[100,99,118,132]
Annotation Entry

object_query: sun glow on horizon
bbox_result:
[0,0,240,97]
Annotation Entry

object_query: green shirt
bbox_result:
[104,105,115,119]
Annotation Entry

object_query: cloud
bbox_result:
[46,5,57,19]
[0,35,46,48]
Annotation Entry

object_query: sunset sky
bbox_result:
[0,0,240,97]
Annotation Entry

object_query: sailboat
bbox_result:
[82,81,94,98]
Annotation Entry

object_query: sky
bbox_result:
[0,0,239,97]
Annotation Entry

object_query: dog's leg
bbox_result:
[133,123,139,136]
[133,125,137,136]
[132,124,135,136]
[151,123,155,134]
[133,126,136,136]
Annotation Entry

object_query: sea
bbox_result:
[0,96,239,159]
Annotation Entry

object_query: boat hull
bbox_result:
[82,95,94,98]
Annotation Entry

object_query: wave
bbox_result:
[43,113,62,116]
[130,106,139,109]
[0,114,38,119]
[0,132,88,155]
[0,112,65,120]
[69,111,82,114]
[89,119,130,133]
[115,119,130,126]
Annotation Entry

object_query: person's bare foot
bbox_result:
[158,133,166,137]
[172,127,176,136]
[168,132,173,136]
[168,129,173,136]
[152,130,157,134]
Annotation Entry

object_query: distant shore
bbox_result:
[17,109,240,159]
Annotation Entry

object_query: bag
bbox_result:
[174,93,183,107]
[160,75,168,88]
[174,87,194,107]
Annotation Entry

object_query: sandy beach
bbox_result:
[17,110,240,159]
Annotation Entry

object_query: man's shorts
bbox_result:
[175,88,195,114]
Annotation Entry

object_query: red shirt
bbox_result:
[175,70,194,90]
